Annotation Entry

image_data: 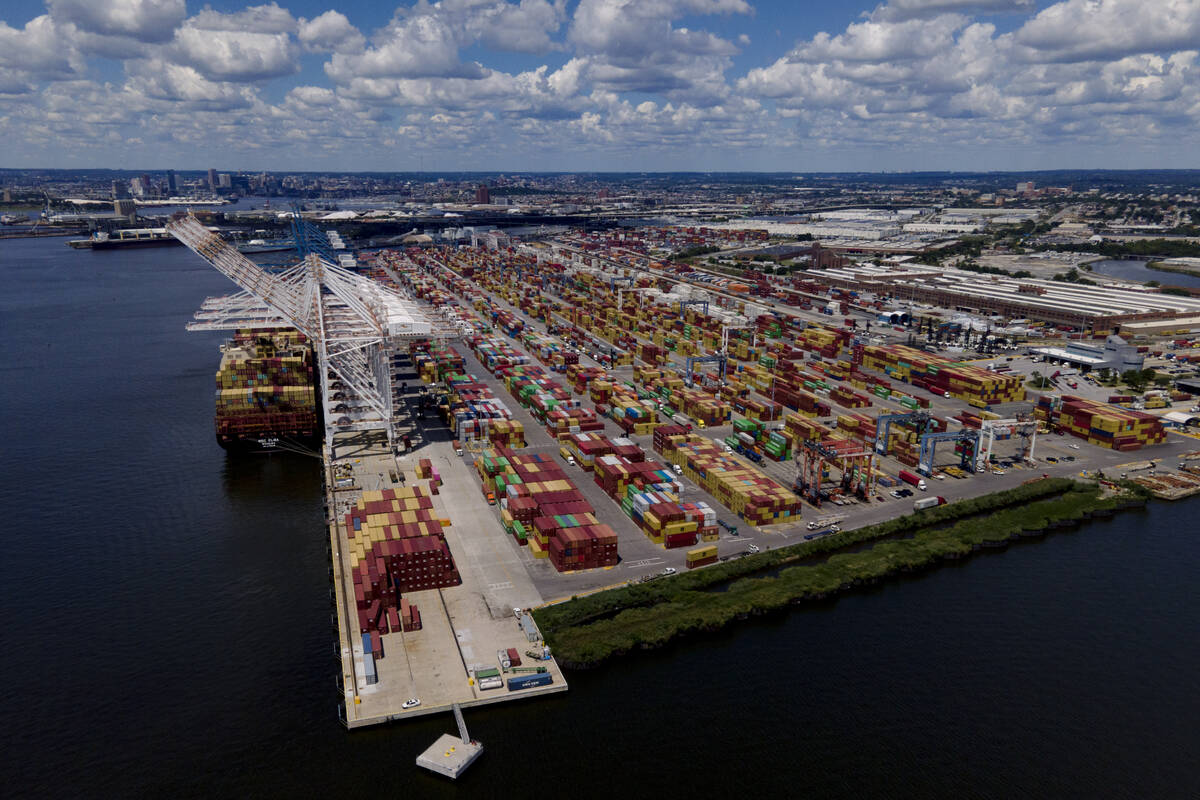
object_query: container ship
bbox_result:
[68,227,184,249]
[214,328,320,450]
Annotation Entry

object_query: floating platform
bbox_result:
[417,734,483,779]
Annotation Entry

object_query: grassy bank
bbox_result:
[1146,261,1200,278]
[536,480,1138,668]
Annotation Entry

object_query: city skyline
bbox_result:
[1,0,1198,172]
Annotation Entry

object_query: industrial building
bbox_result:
[811,264,1200,331]
[1031,335,1144,373]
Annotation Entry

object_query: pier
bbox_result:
[168,215,567,731]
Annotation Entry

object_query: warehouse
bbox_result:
[811,264,1200,331]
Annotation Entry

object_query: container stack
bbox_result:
[593,453,680,501]
[829,385,873,408]
[785,413,827,443]
[213,328,318,447]
[565,432,615,470]
[796,325,851,358]
[861,344,1025,406]
[345,488,462,646]
[476,448,619,570]
[400,598,422,632]
[1034,394,1167,450]
[659,434,802,526]
[837,413,877,441]
[686,545,719,569]
[674,387,732,426]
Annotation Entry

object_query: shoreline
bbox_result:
[1146,260,1200,278]
[536,480,1151,669]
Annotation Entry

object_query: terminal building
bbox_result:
[1031,335,1144,373]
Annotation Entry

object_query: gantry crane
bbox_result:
[979,417,1039,466]
[917,429,981,476]
[167,214,439,452]
[685,354,728,387]
[795,438,875,506]
[874,411,931,455]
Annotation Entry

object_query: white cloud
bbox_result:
[791,14,966,62]
[461,0,568,54]
[869,0,1033,22]
[46,0,185,43]
[567,0,752,105]
[325,10,483,81]
[4,0,1200,170]
[125,57,258,110]
[188,2,297,34]
[0,15,84,79]
[298,11,365,54]
[1015,0,1200,62]
[172,20,299,81]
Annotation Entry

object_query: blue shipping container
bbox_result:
[507,672,553,691]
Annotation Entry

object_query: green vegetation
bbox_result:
[1120,368,1164,392]
[535,480,1130,666]
[676,244,721,260]
[1051,267,1097,285]
[1040,239,1200,259]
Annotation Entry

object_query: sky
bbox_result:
[1,0,1198,172]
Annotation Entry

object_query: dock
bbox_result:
[163,216,570,731]
[327,403,568,729]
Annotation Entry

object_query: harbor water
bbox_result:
[1,237,1198,798]
[1088,257,1200,289]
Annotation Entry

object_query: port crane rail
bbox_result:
[167,214,435,447]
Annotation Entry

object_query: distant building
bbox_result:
[207,168,217,193]
[130,177,147,198]
[475,184,490,204]
[2,188,10,203]
[166,169,177,194]
[218,173,232,189]
[1016,181,1036,196]
[112,180,129,199]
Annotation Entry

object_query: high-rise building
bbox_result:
[130,176,146,198]
[218,173,232,189]
[475,184,490,204]
[207,168,217,193]
[112,180,129,199]
[166,169,177,194]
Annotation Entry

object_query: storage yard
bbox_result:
[174,219,1200,731]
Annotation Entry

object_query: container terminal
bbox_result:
[168,214,1200,731]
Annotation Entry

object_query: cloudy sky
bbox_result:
[1,0,1197,172]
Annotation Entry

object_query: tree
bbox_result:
[1154,375,1172,388]
[1122,369,1148,390]
[1097,367,1113,383]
